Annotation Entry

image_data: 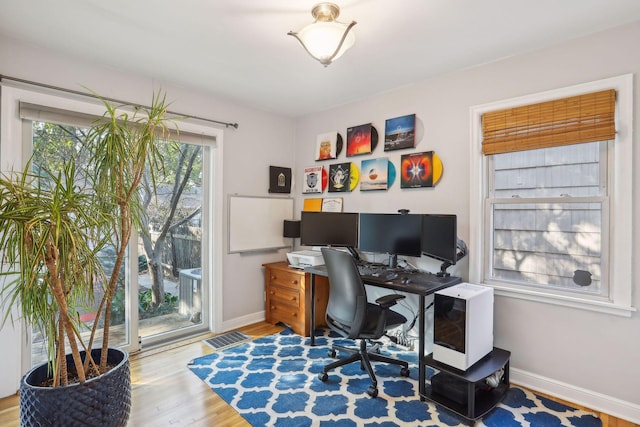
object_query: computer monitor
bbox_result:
[421,214,458,276]
[300,212,359,248]
[358,213,422,268]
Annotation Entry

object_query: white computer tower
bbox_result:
[433,283,493,371]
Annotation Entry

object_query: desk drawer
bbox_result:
[268,285,300,308]
[268,270,303,290]
[268,302,300,329]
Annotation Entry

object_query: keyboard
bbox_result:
[355,264,392,280]
[357,263,449,286]
[357,263,384,276]
[397,271,442,286]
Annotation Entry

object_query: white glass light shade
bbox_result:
[296,21,356,65]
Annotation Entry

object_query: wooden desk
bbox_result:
[305,264,461,399]
[262,262,329,337]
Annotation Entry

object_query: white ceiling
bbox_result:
[2,0,640,118]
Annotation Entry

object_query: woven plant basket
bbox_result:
[20,348,131,427]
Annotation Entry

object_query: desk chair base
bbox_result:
[318,339,410,398]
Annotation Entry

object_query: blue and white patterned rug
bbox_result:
[188,328,601,426]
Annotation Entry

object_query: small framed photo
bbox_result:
[322,197,343,212]
[384,114,416,151]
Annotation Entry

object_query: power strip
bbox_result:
[391,330,416,351]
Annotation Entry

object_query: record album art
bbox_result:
[316,132,343,160]
[400,151,443,188]
[360,158,388,191]
[328,162,351,192]
[303,166,326,194]
[268,166,291,193]
[346,123,378,157]
[384,114,416,151]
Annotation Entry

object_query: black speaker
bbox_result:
[283,220,301,238]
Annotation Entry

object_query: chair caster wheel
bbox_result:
[318,372,328,382]
[400,367,410,377]
[328,349,337,358]
[367,386,378,398]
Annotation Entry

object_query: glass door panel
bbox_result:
[136,141,207,343]
[29,120,133,365]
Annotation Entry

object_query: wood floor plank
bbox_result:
[0,322,633,426]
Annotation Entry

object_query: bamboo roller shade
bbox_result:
[482,89,616,155]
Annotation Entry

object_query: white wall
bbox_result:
[0,36,296,397]
[293,22,640,422]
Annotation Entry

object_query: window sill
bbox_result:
[487,282,636,318]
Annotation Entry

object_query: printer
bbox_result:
[286,250,324,269]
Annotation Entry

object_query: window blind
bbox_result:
[481,89,616,155]
[19,101,215,145]
[19,101,98,128]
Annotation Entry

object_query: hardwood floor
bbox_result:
[0,321,635,426]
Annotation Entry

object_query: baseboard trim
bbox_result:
[511,367,640,424]
[221,311,266,333]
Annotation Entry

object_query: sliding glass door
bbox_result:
[28,117,211,365]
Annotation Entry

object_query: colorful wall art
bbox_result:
[316,131,341,160]
[328,162,351,192]
[360,158,389,191]
[303,165,326,194]
[400,151,443,188]
[346,123,377,156]
[384,114,416,151]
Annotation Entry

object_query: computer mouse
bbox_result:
[401,276,412,284]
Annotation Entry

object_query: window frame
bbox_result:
[469,75,635,317]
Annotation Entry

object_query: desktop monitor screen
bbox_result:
[421,214,458,265]
[358,213,422,258]
[300,212,359,247]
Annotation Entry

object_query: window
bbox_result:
[0,84,224,370]
[488,142,607,297]
[469,75,634,316]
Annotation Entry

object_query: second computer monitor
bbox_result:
[358,213,422,268]
[300,211,359,248]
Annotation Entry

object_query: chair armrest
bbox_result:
[375,294,405,309]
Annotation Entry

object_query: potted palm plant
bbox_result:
[0,92,174,426]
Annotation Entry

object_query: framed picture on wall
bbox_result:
[360,157,389,191]
[302,165,326,194]
[268,165,292,193]
[384,114,416,151]
[328,162,351,192]
[346,123,378,156]
[316,131,342,160]
[322,197,343,212]
[400,151,433,188]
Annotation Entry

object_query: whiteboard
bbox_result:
[228,195,294,253]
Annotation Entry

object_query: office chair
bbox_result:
[318,247,410,397]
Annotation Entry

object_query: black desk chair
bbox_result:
[318,247,410,397]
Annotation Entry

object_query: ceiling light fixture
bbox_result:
[288,3,356,67]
